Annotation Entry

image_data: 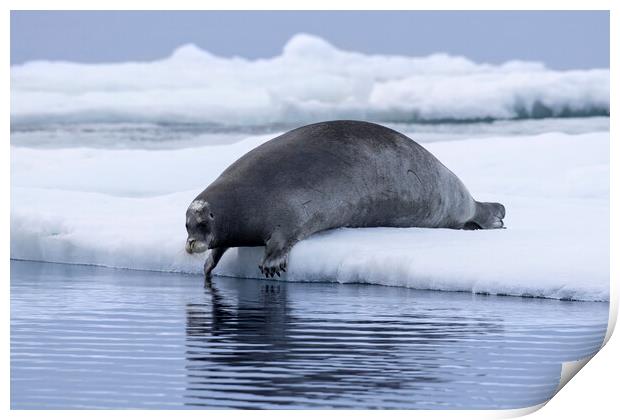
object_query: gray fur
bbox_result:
[185,120,505,278]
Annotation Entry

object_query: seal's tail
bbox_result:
[464,201,506,230]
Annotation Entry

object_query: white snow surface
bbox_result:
[11,34,609,125]
[11,130,609,301]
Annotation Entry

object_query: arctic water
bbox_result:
[11,261,608,409]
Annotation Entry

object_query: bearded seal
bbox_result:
[185,120,505,278]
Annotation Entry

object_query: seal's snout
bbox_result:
[185,238,208,254]
[185,239,194,254]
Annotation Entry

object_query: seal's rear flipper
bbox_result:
[468,201,506,229]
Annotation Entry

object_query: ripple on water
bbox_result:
[10,261,608,409]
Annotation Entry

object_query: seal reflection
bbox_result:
[183,278,502,409]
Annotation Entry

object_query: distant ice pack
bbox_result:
[10,33,609,126]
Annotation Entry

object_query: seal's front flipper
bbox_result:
[468,201,506,230]
[259,231,297,278]
[204,247,228,278]
[259,253,289,278]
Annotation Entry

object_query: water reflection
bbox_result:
[184,278,508,409]
[10,261,608,410]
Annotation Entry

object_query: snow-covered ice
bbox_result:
[11,34,609,126]
[10,130,609,301]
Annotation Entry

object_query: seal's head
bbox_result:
[185,199,214,254]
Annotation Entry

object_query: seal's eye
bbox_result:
[209,212,214,219]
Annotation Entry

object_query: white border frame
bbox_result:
[2,2,616,419]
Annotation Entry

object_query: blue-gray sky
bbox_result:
[11,11,609,69]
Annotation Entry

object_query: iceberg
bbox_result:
[11,34,609,126]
